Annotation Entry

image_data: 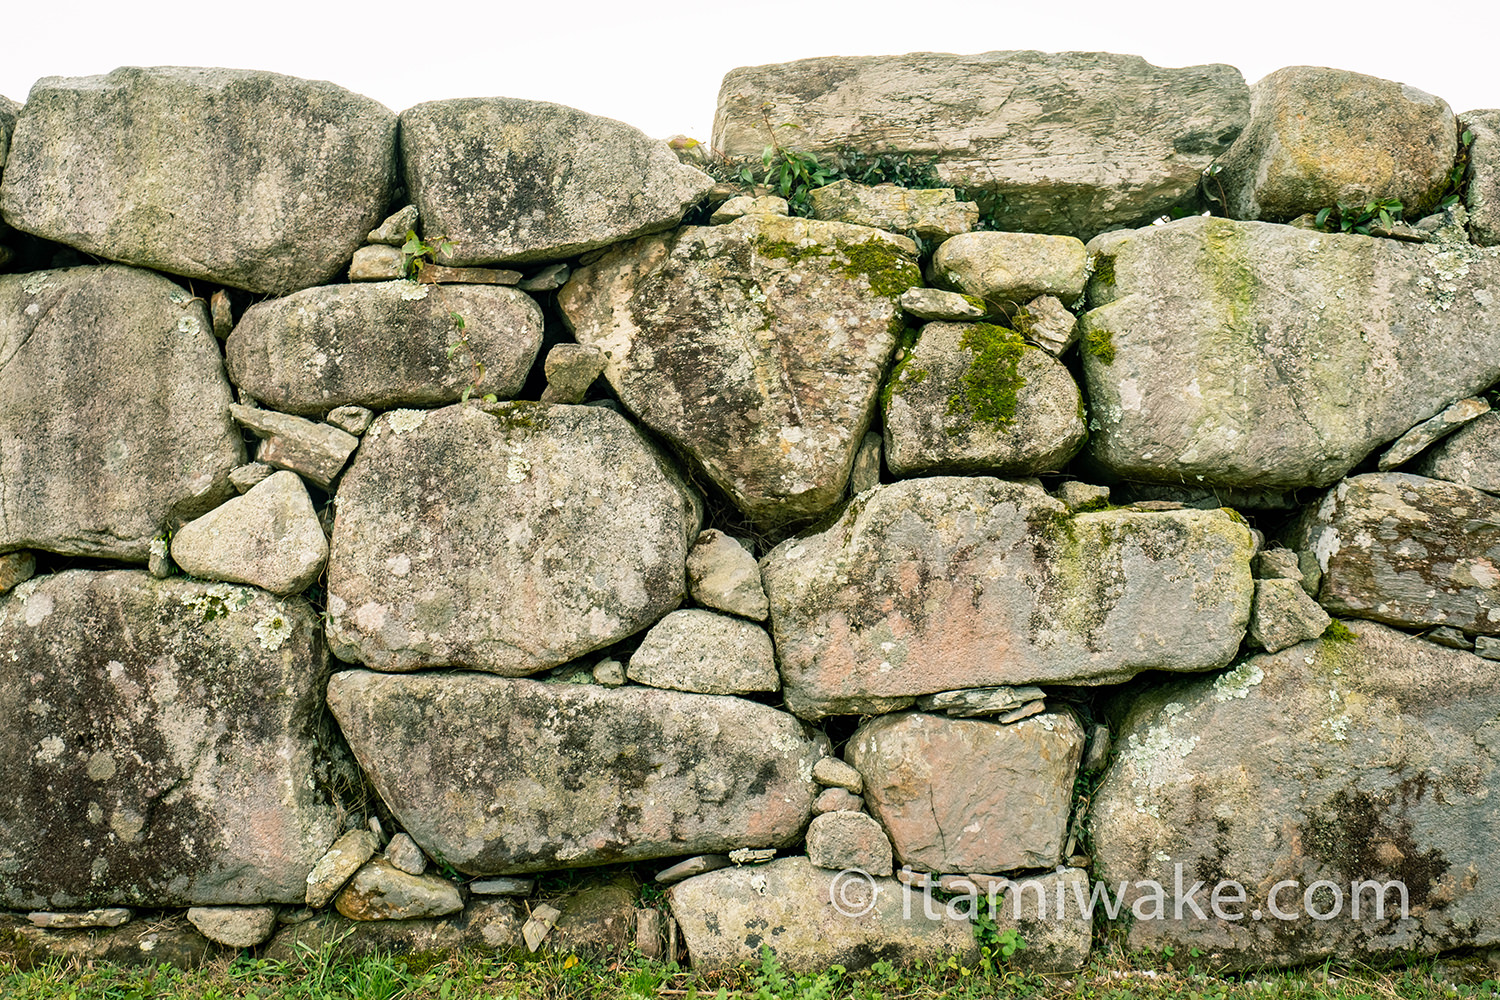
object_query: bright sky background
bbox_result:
[4,0,1496,143]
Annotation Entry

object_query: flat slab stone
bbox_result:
[305,830,379,909]
[170,471,328,596]
[763,477,1254,719]
[1414,410,1500,493]
[669,856,977,972]
[809,180,978,241]
[929,232,1088,305]
[1094,619,1500,967]
[326,671,821,874]
[326,403,699,675]
[227,281,543,415]
[655,855,729,886]
[401,97,711,265]
[914,685,1047,718]
[1379,397,1490,471]
[714,51,1248,239]
[0,570,347,909]
[560,214,920,532]
[0,265,244,560]
[230,405,358,490]
[0,67,396,294]
[685,530,768,621]
[848,711,1083,873]
[27,908,132,929]
[0,911,222,971]
[1081,216,1500,488]
[1286,472,1500,636]
[1466,110,1500,247]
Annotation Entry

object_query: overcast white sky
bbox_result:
[5,0,1496,142]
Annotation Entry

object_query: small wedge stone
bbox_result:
[334,858,462,921]
[812,758,863,794]
[1379,397,1492,470]
[185,906,278,948]
[470,877,536,896]
[385,833,427,876]
[230,404,359,489]
[349,245,405,281]
[306,830,379,908]
[0,551,36,594]
[898,287,986,322]
[368,206,419,245]
[813,787,865,814]
[326,406,375,436]
[28,908,132,929]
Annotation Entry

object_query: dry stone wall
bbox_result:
[0,53,1498,975]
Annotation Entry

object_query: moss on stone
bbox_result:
[753,233,920,300]
[1090,253,1116,289]
[1083,325,1116,365]
[947,323,1027,429]
[1323,619,1357,643]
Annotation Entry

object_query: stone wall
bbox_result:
[1,54,1498,973]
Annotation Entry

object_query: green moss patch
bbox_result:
[1084,325,1116,365]
[1323,620,1357,643]
[947,323,1027,429]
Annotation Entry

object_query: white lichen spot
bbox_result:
[385,554,411,577]
[23,593,54,627]
[35,735,65,763]
[1211,661,1264,702]
[1313,526,1342,573]
[749,872,768,895]
[21,272,54,295]
[399,282,430,301]
[176,315,201,336]
[506,456,531,483]
[387,409,428,434]
[253,611,294,651]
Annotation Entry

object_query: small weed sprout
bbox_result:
[401,229,458,279]
[445,311,496,404]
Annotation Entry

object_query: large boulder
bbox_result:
[326,402,700,674]
[559,214,920,531]
[0,265,244,561]
[762,477,1255,719]
[713,51,1248,239]
[847,710,1084,873]
[325,671,821,874]
[226,281,544,415]
[0,570,348,909]
[0,94,18,174]
[1079,216,1500,489]
[1464,110,1500,247]
[1093,620,1500,967]
[881,321,1087,477]
[669,856,977,972]
[1212,66,1458,223]
[1285,473,1500,636]
[0,67,396,294]
[400,97,712,265]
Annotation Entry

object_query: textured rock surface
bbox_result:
[626,609,779,695]
[814,788,864,814]
[326,403,698,674]
[0,266,243,560]
[335,858,463,921]
[305,830,378,908]
[882,321,1086,476]
[560,214,920,531]
[386,833,427,876]
[401,97,712,265]
[1094,620,1500,967]
[1379,397,1490,471]
[848,711,1083,872]
[929,232,1088,305]
[714,51,1247,239]
[0,67,396,293]
[685,530,768,620]
[1414,411,1500,493]
[229,405,358,489]
[0,570,346,909]
[809,180,978,241]
[812,758,863,793]
[326,671,820,874]
[0,912,223,971]
[1019,295,1079,355]
[963,868,1092,972]
[1080,216,1500,488]
[227,281,543,415]
[1286,473,1500,635]
[540,343,606,404]
[899,287,986,322]
[0,551,36,593]
[264,899,521,961]
[763,477,1254,718]
[670,856,977,971]
[1466,111,1500,247]
[805,811,893,876]
[1214,66,1457,223]
[348,245,404,281]
[169,471,328,596]
[0,94,18,172]
[1247,579,1330,653]
[185,906,278,948]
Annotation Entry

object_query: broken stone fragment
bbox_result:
[809,180,978,242]
[1053,480,1111,512]
[914,685,1047,718]
[805,812,894,876]
[368,205,419,245]
[1427,625,1474,650]
[306,830,379,909]
[654,855,730,886]
[1378,396,1491,471]
[521,902,562,952]
[540,343,606,404]
[848,431,882,495]
[1413,411,1500,494]
[519,262,571,291]
[210,289,233,339]
[470,877,535,896]
[813,788,864,814]
[28,908,132,929]
[812,758,864,794]
[1247,579,1331,654]
[710,194,789,224]
[1018,294,1078,355]
[229,462,276,495]
[334,858,463,921]
[169,471,328,596]
[325,406,375,437]
[230,404,360,490]
[686,529,768,621]
[0,550,36,594]
[385,833,427,876]
[185,906,279,948]
[592,659,626,686]
[626,609,779,695]
[348,244,405,281]
[416,264,521,285]
[898,286,987,322]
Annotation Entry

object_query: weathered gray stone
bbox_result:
[540,343,606,404]
[898,286,986,322]
[264,899,522,961]
[369,205,419,245]
[1379,397,1490,471]
[415,264,522,286]
[1465,111,1500,247]
[849,431,882,495]
[655,855,729,885]
[714,52,1247,239]
[1254,547,1305,584]
[0,551,36,593]
[965,868,1091,972]
[326,671,820,874]
[227,281,543,415]
[1,911,223,970]
[710,194,789,224]
[1476,636,1500,660]
[326,405,375,437]
[28,908,132,929]
[813,788,864,814]
[335,858,463,921]
[812,758,863,793]
[806,812,893,876]
[1080,216,1500,489]
[1414,411,1500,493]
[210,290,233,339]
[848,711,1083,873]
[670,856,977,971]
[810,181,978,242]
[0,570,347,909]
[1094,619,1500,967]
[228,463,275,496]
[591,659,626,687]
[627,609,778,695]
[763,477,1255,719]
[385,833,427,876]
[686,530,767,621]
[1427,625,1475,650]
[0,266,244,560]
[0,67,396,294]
[1019,295,1078,355]
[882,321,1087,477]
[0,94,18,173]
[169,471,327,596]
[1247,579,1331,653]
[470,876,534,896]
[185,906,278,948]
[230,405,358,489]
[1053,481,1111,512]
[560,214,920,531]
[1214,66,1457,223]
[306,830,379,908]
[1286,473,1500,636]
[1081,723,1112,775]
[930,232,1088,305]
[401,97,712,265]
[519,262,571,292]
[915,685,1047,718]
[327,403,698,674]
[546,877,639,954]
[348,244,405,281]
